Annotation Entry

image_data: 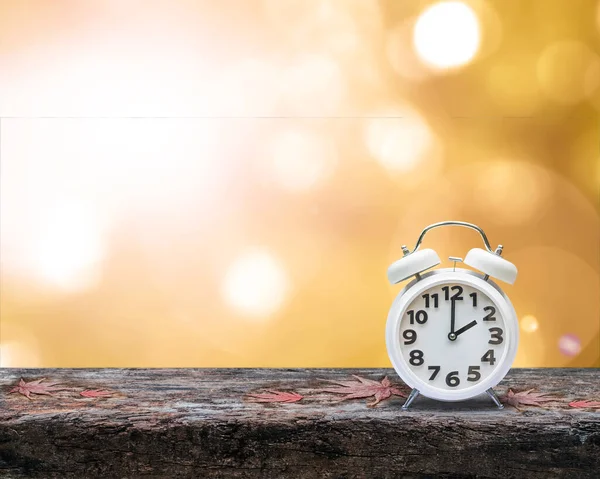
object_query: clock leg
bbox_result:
[485,388,504,409]
[401,388,420,411]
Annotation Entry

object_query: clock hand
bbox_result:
[454,320,478,338]
[448,298,457,341]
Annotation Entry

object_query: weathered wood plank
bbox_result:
[1,368,599,478]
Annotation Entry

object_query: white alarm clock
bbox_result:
[385,221,518,410]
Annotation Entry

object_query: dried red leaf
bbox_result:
[500,389,560,410]
[319,375,407,407]
[80,389,114,398]
[9,378,69,400]
[569,400,600,409]
[247,390,303,403]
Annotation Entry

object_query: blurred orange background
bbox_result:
[0,0,598,368]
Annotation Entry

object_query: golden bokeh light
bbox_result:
[537,41,600,105]
[568,127,599,199]
[0,0,598,368]
[558,334,582,358]
[31,201,106,291]
[267,128,338,192]
[509,246,599,367]
[1,26,213,117]
[262,0,334,36]
[0,342,41,368]
[0,324,41,367]
[487,57,543,116]
[218,58,281,116]
[520,315,539,334]
[279,53,346,115]
[262,0,382,55]
[2,116,224,230]
[386,19,431,82]
[464,0,503,61]
[365,106,437,174]
[0,345,10,367]
[413,1,480,70]
[471,161,552,226]
[221,250,290,320]
[514,327,547,368]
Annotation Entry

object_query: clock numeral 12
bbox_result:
[442,285,463,301]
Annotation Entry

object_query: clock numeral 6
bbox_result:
[402,329,417,345]
[481,349,496,365]
[489,327,504,345]
[467,365,481,382]
[407,310,428,325]
[409,349,424,366]
[445,371,460,387]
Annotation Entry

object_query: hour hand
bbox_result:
[454,320,478,338]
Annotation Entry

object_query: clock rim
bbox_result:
[386,267,519,402]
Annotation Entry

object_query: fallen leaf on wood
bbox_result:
[9,378,70,400]
[246,391,303,403]
[500,389,560,410]
[80,389,115,398]
[569,400,600,409]
[319,375,407,407]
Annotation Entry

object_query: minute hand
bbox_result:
[454,320,478,338]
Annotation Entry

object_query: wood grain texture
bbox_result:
[1,368,599,478]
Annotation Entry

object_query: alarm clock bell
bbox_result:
[387,223,518,285]
[387,248,441,284]
[464,247,517,284]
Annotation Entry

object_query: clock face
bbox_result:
[398,282,508,392]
